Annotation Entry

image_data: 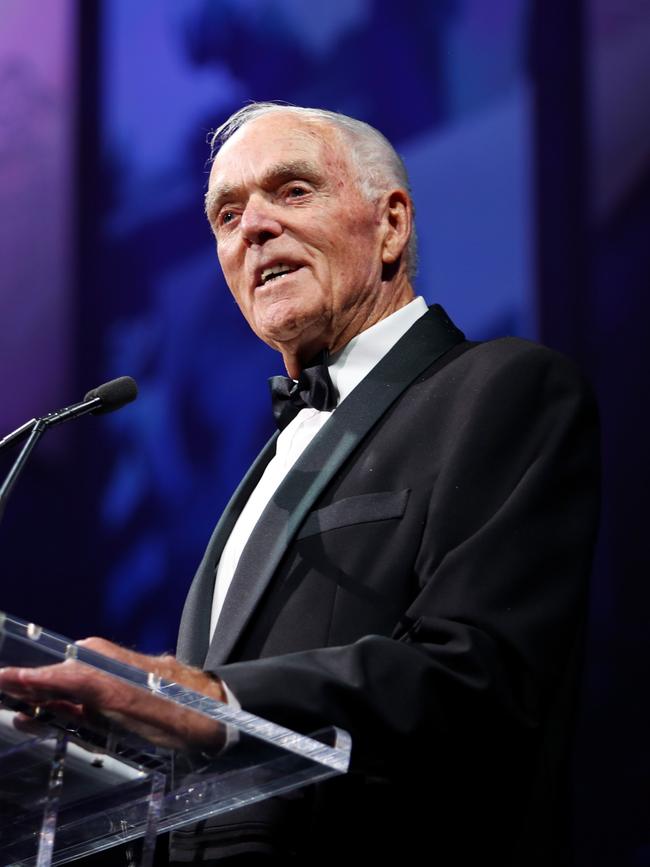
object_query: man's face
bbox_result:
[205,112,386,362]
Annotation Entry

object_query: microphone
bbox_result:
[0,376,138,452]
[0,376,138,522]
[83,375,139,415]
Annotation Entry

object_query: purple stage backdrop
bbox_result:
[0,0,76,436]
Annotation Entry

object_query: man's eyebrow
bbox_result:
[262,160,323,186]
[205,160,323,217]
[205,183,238,218]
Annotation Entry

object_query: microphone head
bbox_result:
[84,376,138,415]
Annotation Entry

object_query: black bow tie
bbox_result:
[269,351,338,430]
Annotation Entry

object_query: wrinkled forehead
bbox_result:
[208,112,353,188]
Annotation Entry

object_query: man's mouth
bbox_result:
[259,263,301,285]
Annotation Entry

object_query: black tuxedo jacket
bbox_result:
[174,306,600,865]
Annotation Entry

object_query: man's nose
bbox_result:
[240,195,282,245]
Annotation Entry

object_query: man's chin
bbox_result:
[253,308,329,355]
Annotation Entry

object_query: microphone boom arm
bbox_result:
[0,397,102,453]
[0,376,136,524]
[0,419,47,523]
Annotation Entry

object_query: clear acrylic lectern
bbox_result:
[0,612,351,866]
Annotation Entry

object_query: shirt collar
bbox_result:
[329,296,429,405]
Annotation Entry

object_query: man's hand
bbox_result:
[0,637,227,751]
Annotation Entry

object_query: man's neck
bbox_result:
[281,281,415,378]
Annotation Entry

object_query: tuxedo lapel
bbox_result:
[176,432,278,666]
[203,305,465,669]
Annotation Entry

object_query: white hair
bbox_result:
[209,102,418,277]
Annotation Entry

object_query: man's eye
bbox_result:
[220,210,236,225]
[287,185,307,198]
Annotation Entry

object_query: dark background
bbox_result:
[1,1,648,863]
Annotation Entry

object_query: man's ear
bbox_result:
[381,189,412,265]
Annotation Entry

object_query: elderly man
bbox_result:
[0,104,599,865]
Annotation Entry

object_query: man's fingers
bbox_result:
[0,633,228,751]
[12,700,85,732]
[0,661,127,710]
[0,661,225,751]
[1,661,157,715]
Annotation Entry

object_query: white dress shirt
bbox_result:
[210,296,428,641]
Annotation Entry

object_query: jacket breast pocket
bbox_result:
[296,489,410,540]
